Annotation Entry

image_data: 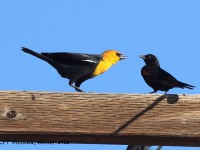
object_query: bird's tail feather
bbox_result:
[180,82,195,89]
[21,47,54,65]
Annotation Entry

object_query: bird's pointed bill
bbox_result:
[119,54,127,60]
[139,55,146,59]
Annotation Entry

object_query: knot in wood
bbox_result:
[6,110,17,119]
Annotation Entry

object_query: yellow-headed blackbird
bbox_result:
[22,47,126,92]
[139,54,195,94]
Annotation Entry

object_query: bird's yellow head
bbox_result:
[102,50,126,64]
[93,50,126,77]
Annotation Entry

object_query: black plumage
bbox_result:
[139,54,195,94]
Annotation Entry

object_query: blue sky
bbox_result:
[0,0,199,150]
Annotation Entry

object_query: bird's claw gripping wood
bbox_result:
[69,83,84,92]
[75,88,84,92]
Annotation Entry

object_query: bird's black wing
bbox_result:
[40,52,102,81]
[157,68,179,88]
[158,68,195,89]
[41,52,101,65]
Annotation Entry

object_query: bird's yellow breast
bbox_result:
[93,61,112,77]
[92,50,121,77]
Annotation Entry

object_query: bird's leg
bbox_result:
[164,90,169,95]
[69,82,84,92]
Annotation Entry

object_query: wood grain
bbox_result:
[0,91,200,146]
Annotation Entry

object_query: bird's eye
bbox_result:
[116,53,121,57]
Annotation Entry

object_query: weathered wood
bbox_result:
[0,91,200,146]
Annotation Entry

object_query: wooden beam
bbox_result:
[0,91,200,146]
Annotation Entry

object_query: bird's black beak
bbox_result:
[119,54,127,60]
[139,55,146,59]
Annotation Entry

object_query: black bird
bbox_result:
[22,47,126,92]
[139,54,195,94]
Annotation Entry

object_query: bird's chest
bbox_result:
[141,67,158,77]
[141,67,159,84]
[141,67,159,88]
[93,61,112,77]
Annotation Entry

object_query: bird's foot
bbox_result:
[69,83,84,92]
[75,87,84,92]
